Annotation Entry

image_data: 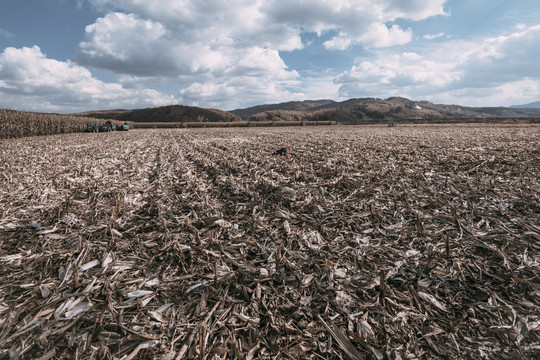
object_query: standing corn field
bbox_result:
[0,109,119,139]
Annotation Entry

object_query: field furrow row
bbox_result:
[0,125,539,359]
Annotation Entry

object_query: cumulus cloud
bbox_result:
[0,46,176,112]
[86,0,303,51]
[323,32,352,51]
[299,75,345,102]
[74,0,448,107]
[180,48,302,109]
[77,1,308,108]
[335,25,540,106]
[179,77,304,110]
[264,0,446,48]
[357,24,412,48]
[335,51,462,97]
[77,12,208,76]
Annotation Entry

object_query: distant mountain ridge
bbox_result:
[230,100,336,118]
[231,97,540,122]
[75,105,240,123]
[74,97,540,124]
[510,101,540,109]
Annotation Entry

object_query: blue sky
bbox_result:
[1,0,540,113]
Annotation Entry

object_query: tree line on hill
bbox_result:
[75,97,540,124]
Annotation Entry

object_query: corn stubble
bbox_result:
[0,125,539,359]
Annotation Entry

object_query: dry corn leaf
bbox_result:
[0,125,538,359]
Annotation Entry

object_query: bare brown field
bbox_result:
[1,125,539,359]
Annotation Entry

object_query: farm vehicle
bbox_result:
[86,123,98,132]
[86,121,129,132]
[117,121,129,131]
[99,121,116,132]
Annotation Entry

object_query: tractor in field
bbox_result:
[86,123,98,132]
[117,121,129,131]
[99,120,116,132]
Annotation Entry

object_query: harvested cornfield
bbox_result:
[0,125,539,359]
[132,120,336,129]
[0,109,125,139]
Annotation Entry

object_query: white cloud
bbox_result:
[86,0,303,51]
[6,1,537,112]
[323,32,352,51]
[423,32,445,40]
[0,46,176,112]
[179,78,304,110]
[180,48,302,109]
[0,28,14,39]
[74,0,449,108]
[335,50,462,99]
[299,75,345,101]
[358,23,412,48]
[78,12,188,76]
[264,0,446,48]
[335,25,540,106]
[77,4,304,108]
[382,0,450,21]
[437,78,540,107]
